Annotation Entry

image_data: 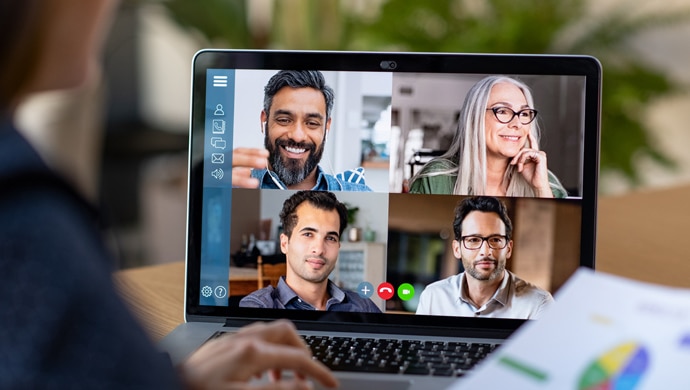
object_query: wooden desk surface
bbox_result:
[116,184,690,340]
[595,184,690,287]
[114,264,260,340]
[115,261,185,341]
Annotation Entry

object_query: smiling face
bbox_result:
[282,202,340,286]
[453,210,512,282]
[262,86,331,187]
[484,82,532,160]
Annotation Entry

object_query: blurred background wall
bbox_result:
[16,0,690,268]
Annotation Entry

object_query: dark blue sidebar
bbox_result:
[199,69,235,306]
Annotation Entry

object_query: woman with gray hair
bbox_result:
[409,75,567,198]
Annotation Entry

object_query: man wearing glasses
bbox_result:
[416,196,554,319]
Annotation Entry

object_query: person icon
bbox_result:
[214,104,225,116]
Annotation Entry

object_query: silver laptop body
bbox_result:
[160,49,601,390]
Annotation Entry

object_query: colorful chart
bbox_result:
[578,342,649,390]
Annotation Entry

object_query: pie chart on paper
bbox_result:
[578,342,649,390]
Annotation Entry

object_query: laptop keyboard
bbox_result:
[302,335,499,377]
[211,331,498,376]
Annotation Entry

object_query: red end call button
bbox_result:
[377,282,395,300]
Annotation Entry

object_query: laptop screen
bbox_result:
[186,50,600,333]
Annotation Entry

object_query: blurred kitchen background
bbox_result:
[15,0,690,268]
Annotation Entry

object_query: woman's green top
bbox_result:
[408,159,568,198]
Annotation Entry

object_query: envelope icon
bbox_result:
[211,153,225,164]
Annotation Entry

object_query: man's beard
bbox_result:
[265,134,325,186]
[465,258,505,281]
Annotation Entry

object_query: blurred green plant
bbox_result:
[343,203,360,225]
[156,0,690,186]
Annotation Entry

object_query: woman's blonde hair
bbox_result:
[411,75,541,196]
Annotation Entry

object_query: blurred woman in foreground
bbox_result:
[0,1,336,388]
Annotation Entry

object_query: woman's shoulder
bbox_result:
[419,158,457,173]
[409,158,457,194]
[547,170,568,198]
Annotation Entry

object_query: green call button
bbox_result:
[397,283,415,301]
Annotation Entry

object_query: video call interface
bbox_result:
[197,68,588,321]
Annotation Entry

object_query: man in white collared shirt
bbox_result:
[416,196,553,319]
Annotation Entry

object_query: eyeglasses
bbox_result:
[487,107,538,125]
[460,235,509,250]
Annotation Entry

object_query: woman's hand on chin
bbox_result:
[510,133,553,197]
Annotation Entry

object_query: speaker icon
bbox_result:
[211,168,224,180]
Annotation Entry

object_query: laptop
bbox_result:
[160,50,601,389]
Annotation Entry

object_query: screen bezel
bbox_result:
[185,49,601,333]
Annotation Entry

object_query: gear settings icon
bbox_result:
[201,285,213,298]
